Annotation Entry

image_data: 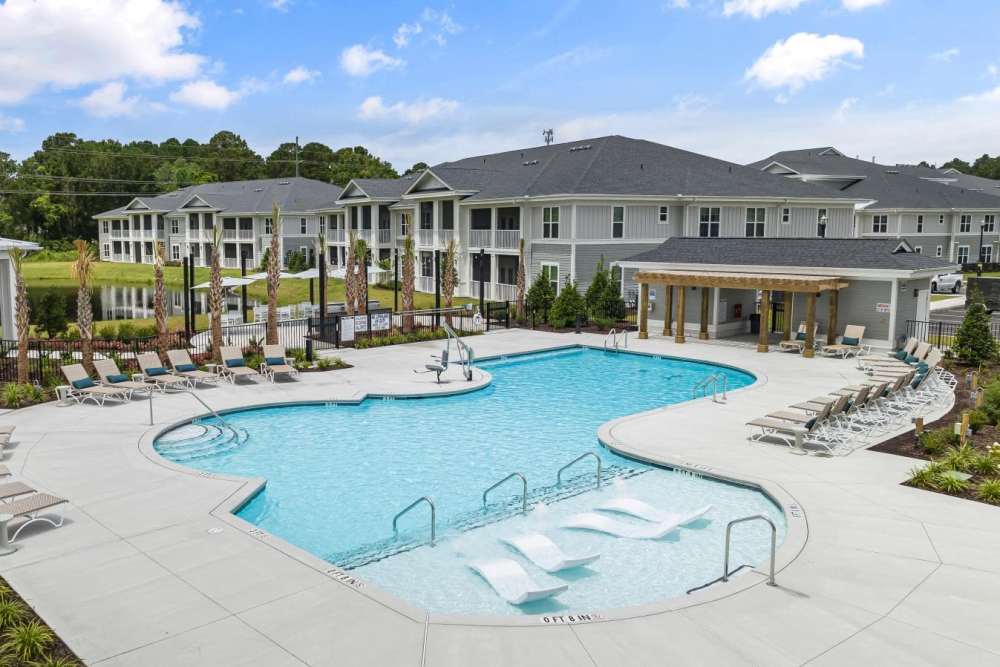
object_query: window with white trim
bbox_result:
[936,245,943,257]
[542,207,560,239]
[960,215,972,233]
[101,221,109,234]
[319,216,326,234]
[872,214,888,233]
[916,215,923,233]
[170,244,180,261]
[264,217,273,235]
[699,207,720,237]
[781,207,790,224]
[984,246,994,263]
[170,219,179,235]
[957,245,970,263]
[817,208,828,238]
[300,218,307,234]
[939,214,945,225]
[102,243,110,258]
[985,215,996,233]
[541,262,559,294]
[658,206,669,223]
[745,207,765,237]
[611,206,624,238]
[914,246,922,254]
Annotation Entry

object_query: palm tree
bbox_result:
[9,248,29,384]
[70,240,95,372]
[208,223,224,363]
[344,231,356,316]
[266,203,282,345]
[152,241,168,355]
[316,231,326,320]
[442,238,457,324]
[354,237,369,315]
[401,233,415,332]
[516,238,526,320]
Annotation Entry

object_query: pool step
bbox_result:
[328,464,648,570]
[154,422,250,461]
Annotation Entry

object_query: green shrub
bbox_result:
[918,428,959,456]
[975,478,1000,504]
[27,384,46,404]
[97,323,117,339]
[0,599,26,630]
[133,324,156,338]
[525,272,555,322]
[548,280,587,328]
[1,621,54,662]
[36,291,68,338]
[935,472,971,494]
[115,322,136,340]
[28,655,81,667]
[968,409,990,433]
[942,444,977,473]
[246,353,264,370]
[908,464,938,490]
[970,452,999,476]
[953,285,998,364]
[316,357,332,370]
[286,347,307,363]
[2,384,24,409]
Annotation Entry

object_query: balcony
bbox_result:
[357,229,373,242]
[223,229,254,241]
[417,276,435,293]
[439,229,455,245]
[329,229,345,243]
[110,230,125,239]
[469,229,491,248]
[222,257,241,269]
[188,229,212,241]
[469,280,491,300]
[495,230,519,249]
[417,229,434,246]
[377,228,391,244]
[493,283,518,302]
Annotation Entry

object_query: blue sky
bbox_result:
[1,0,999,171]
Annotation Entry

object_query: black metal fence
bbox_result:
[905,319,1000,353]
[307,305,498,348]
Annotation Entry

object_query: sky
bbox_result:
[1,0,999,172]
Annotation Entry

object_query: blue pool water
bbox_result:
[155,346,784,615]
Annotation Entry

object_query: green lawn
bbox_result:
[931,294,961,302]
[24,260,472,331]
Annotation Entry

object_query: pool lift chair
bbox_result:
[414,323,474,383]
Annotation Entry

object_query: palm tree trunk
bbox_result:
[516,238,526,320]
[402,234,415,333]
[209,236,224,364]
[266,204,281,345]
[345,232,356,316]
[10,249,29,384]
[442,239,456,325]
[153,242,168,356]
[72,240,95,374]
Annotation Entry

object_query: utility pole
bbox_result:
[294,136,300,178]
[542,129,554,146]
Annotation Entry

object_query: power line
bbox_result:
[0,189,157,197]
[13,174,184,186]
[36,146,330,166]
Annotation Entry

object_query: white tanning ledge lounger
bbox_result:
[500,533,600,573]
[560,513,681,540]
[468,559,569,605]
[596,498,713,526]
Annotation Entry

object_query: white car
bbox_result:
[931,272,963,294]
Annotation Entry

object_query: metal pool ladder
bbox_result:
[722,515,777,586]
[482,472,528,515]
[393,496,436,546]
[557,452,602,489]
[691,373,728,403]
[603,329,629,352]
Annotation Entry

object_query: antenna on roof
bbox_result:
[294,136,301,178]
[542,129,554,146]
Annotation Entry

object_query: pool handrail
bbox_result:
[392,496,436,546]
[147,387,237,434]
[722,514,777,587]
[442,322,474,381]
[556,452,602,489]
[482,472,528,515]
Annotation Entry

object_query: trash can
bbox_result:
[749,313,761,335]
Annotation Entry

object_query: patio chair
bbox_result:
[137,352,190,391]
[166,349,220,386]
[0,492,68,544]
[821,325,868,358]
[253,305,268,323]
[746,401,838,454]
[60,364,130,406]
[261,345,300,382]
[93,358,153,397]
[220,346,262,383]
[276,306,293,320]
[778,322,817,353]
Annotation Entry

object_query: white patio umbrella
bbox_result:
[329,266,390,282]
[192,276,257,289]
[244,271,295,281]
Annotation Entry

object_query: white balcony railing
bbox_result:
[223,229,253,241]
[417,229,434,246]
[495,230,520,249]
[223,257,240,269]
[377,228,391,244]
[112,254,124,262]
[469,229,491,248]
[357,229,373,242]
[329,229,345,243]
[439,229,455,245]
[110,230,124,239]
[494,283,518,302]
[417,276,435,293]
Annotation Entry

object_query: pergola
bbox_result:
[633,270,850,358]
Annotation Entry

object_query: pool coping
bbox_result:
[136,343,803,628]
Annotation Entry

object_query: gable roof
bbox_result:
[622,237,956,272]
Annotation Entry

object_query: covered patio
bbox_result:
[634,270,849,357]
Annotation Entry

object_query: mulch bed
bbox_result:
[297,362,353,373]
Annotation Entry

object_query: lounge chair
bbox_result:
[137,352,190,391]
[261,345,300,382]
[560,513,682,539]
[60,364,130,406]
[500,533,599,572]
[821,325,868,358]
[0,465,10,477]
[1,493,67,543]
[0,425,13,448]
[167,349,220,386]
[93,358,153,396]
[0,481,35,502]
[595,498,713,526]
[746,402,835,453]
[778,322,817,353]
[468,559,568,605]
[220,346,262,383]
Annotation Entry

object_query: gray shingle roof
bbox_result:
[750,149,1000,210]
[623,237,956,272]
[95,177,342,217]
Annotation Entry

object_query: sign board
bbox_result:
[340,315,355,342]
[371,312,391,331]
[875,302,891,313]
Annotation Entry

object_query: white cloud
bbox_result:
[960,85,1000,103]
[78,81,143,118]
[664,0,690,8]
[541,46,612,69]
[169,80,243,110]
[358,96,459,125]
[421,9,462,45]
[988,64,999,79]
[930,48,959,63]
[833,96,858,123]
[269,0,291,11]
[393,21,422,48]
[0,114,25,132]
[745,33,864,96]
[283,66,320,85]
[841,0,887,10]
[339,45,404,77]
[0,0,202,105]
[723,0,810,19]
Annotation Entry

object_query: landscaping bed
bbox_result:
[0,576,81,665]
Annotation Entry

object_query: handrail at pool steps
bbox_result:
[442,322,474,381]
[147,387,237,434]
[556,452,602,489]
[691,373,728,403]
[482,472,528,515]
[723,514,777,587]
[603,329,629,352]
[393,496,436,546]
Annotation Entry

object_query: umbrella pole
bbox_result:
[240,255,248,324]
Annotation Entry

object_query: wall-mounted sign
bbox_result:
[875,302,890,313]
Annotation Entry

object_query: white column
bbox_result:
[569,203,577,282]
[432,200,440,247]
[888,278,899,348]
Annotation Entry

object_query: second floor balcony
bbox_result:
[222,229,254,241]
[377,228,391,244]
[469,229,491,248]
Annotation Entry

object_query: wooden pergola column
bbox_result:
[827,289,839,345]
[662,285,673,336]
[758,289,770,352]
[804,292,817,358]
[639,282,649,340]
[675,287,686,343]
[783,292,793,342]
[698,287,710,340]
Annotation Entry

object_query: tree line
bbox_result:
[937,154,1000,180]
[0,131,426,244]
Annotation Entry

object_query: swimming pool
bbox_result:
[154,346,784,616]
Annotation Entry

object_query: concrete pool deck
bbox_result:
[1,330,999,666]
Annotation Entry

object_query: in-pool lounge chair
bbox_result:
[220,347,262,383]
[60,364,130,405]
[137,352,190,391]
[93,358,153,397]
[167,350,220,386]
[778,322,817,353]
[595,498,713,527]
[500,533,600,573]
[1,492,68,543]
[821,325,868,358]
[560,513,683,539]
[468,559,568,605]
[261,345,300,382]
